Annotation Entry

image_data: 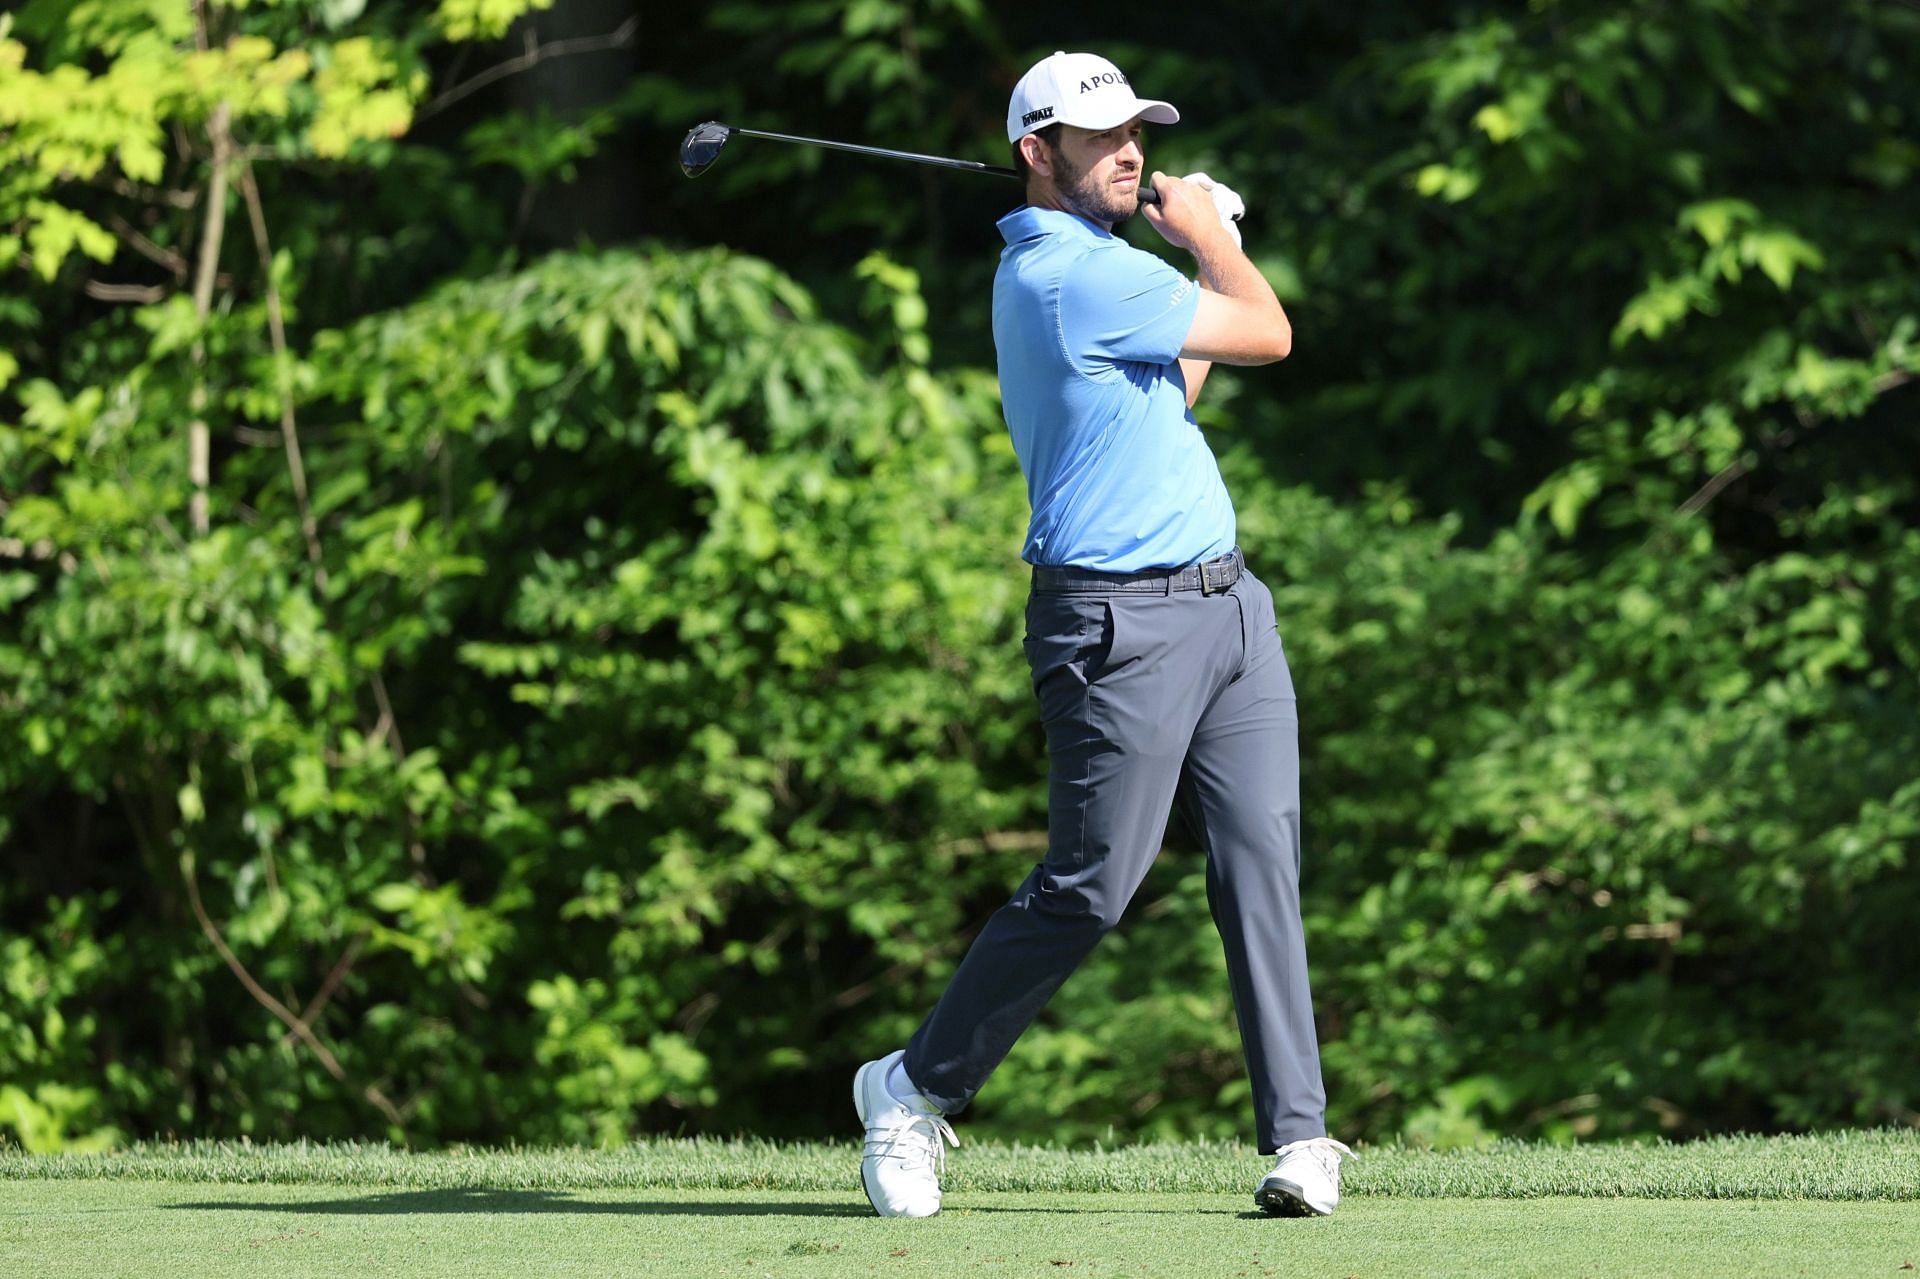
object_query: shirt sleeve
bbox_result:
[1058,245,1200,370]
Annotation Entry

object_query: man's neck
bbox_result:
[1025,184,1111,231]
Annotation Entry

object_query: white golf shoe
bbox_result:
[853,1050,957,1217]
[1255,1136,1357,1216]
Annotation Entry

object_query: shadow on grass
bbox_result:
[167,1190,871,1218]
[165,1189,1241,1218]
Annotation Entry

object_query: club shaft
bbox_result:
[730,127,1018,179]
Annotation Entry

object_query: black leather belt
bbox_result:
[1032,547,1244,596]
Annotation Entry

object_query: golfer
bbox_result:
[854,50,1351,1218]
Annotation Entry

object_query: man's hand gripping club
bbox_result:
[1142,172,1291,367]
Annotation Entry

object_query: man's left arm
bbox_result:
[1173,171,1247,407]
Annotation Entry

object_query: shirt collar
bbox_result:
[997,205,1114,247]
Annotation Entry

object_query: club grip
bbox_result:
[1136,182,1161,206]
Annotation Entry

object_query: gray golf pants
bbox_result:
[903,552,1326,1153]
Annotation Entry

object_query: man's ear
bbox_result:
[1020,133,1053,178]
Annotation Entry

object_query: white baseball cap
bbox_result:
[1006,51,1179,144]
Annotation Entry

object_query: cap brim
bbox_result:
[1065,97,1180,131]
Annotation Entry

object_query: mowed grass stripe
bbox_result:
[3,1129,1916,1200]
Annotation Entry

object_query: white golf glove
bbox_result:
[1180,172,1246,248]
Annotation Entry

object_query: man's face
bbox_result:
[1041,119,1146,225]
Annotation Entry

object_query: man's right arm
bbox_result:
[1142,173,1292,366]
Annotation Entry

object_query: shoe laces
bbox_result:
[866,1108,959,1175]
[1274,1135,1357,1179]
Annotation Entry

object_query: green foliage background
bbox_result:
[1,0,1915,1153]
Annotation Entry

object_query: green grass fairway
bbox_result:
[4,1132,1917,1277]
[6,1184,1916,1278]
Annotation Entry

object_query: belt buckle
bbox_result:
[1199,558,1221,595]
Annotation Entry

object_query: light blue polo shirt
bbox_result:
[993,206,1236,571]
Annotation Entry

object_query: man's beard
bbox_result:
[1053,147,1137,225]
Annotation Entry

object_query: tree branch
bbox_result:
[107,177,199,209]
[279,935,367,1050]
[109,212,192,279]
[1678,420,1815,517]
[181,848,408,1136]
[84,281,169,304]
[1676,458,1750,516]
[236,161,329,593]
[369,667,407,761]
[414,17,639,123]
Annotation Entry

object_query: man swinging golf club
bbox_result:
[854,50,1353,1218]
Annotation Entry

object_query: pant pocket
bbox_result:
[1024,594,1106,722]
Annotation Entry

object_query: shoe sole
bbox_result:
[1255,1178,1331,1217]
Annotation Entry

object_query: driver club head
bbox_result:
[678,122,733,178]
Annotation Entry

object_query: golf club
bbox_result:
[678,121,1162,205]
